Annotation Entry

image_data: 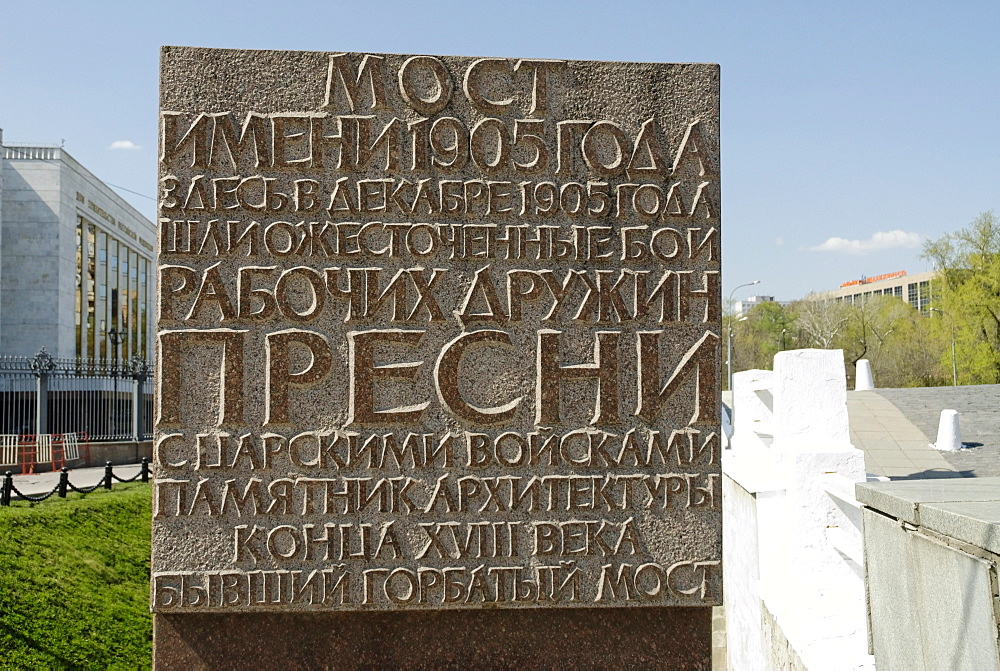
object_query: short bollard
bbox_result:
[855,359,875,391]
[58,468,69,498]
[933,409,962,451]
[141,457,149,483]
[104,462,113,490]
[1,472,11,507]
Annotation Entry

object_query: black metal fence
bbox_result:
[0,350,153,442]
[0,459,151,505]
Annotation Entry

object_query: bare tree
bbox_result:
[794,297,850,348]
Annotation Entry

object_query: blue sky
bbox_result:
[2,0,997,302]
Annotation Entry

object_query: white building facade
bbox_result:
[733,294,784,316]
[0,133,155,361]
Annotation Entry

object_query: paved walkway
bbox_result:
[875,385,1000,477]
[9,463,143,498]
[844,385,1000,479]
[847,391,961,479]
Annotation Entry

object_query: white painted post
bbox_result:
[730,369,774,455]
[855,359,875,391]
[772,349,851,450]
[722,402,733,449]
[932,409,962,451]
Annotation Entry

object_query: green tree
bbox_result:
[883,308,949,387]
[766,296,944,388]
[733,301,796,371]
[923,211,1000,383]
[836,296,943,387]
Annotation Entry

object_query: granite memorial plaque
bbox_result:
[154,46,721,615]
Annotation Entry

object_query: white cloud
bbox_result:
[809,230,923,255]
[109,140,141,150]
[775,236,784,246]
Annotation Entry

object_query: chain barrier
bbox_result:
[8,481,61,503]
[66,479,107,495]
[111,469,145,484]
[0,458,150,506]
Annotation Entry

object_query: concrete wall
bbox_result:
[19,440,152,472]
[82,440,152,467]
[722,473,765,666]
[761,602,807,671]
[857,479,1000,670]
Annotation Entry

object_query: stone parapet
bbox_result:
[857,478,1000,669]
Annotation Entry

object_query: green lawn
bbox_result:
[0,483,152,669]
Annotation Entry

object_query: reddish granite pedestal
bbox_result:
[154,607,712,669]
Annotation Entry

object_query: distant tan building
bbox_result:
[813,270,936,314]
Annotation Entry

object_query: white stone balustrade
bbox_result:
[723,349,875,670]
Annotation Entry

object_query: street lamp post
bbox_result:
[727,280,760,392]
[29,349,57,438]
[929,308,957,386]
[125,356,151,454]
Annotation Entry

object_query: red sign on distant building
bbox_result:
[840,270,907,288]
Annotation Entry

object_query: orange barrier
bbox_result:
[4,433,89,474]
[18,436,36,474]
[51,435,65,471]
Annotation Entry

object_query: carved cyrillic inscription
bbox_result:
[156,47,721,612]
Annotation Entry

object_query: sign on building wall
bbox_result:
[154,47,721,611]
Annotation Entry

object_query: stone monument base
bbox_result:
[154,607,712,669]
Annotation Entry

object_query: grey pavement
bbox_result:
[847,391,962,480]
[848,385,1000,480]
[874,385,1000,478]
[9,463,143,498]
